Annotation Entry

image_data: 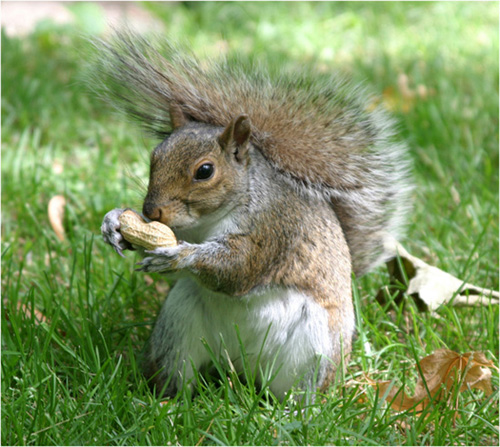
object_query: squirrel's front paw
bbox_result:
[101,208,134,257]
[136,244,191,273]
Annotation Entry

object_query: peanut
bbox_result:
[119,210,177,250]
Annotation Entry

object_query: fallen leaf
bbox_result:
[374,349,496,414]
[19,302,48,324]
[379,238,499,311]
[2,300,66,336]
[48,195,66,241]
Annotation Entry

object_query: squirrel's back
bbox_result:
[91,31,411,275]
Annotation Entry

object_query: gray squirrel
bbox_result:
[96,32,411,399]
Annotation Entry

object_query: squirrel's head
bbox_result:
[143,107,252,230]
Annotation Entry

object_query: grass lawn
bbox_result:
[2,2,498,445]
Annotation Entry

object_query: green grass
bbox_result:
[2,2,498,445]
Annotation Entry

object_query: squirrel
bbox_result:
[96,32,410,400]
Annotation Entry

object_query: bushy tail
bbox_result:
[90,31,411,276]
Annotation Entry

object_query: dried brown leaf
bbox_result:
[17,302,48,324]
[374,349,496,413]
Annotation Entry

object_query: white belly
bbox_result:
[160,278,333,398]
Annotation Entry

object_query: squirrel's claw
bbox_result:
[106,231,133,257]
[135,256,166,273]
[135,246,182,273]
[113,244,126,258]
[101,208,135,257]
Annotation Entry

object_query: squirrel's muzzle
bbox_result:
[142,201,161,222]
[143,199,185,227]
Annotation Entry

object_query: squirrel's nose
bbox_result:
[142,202,161,221]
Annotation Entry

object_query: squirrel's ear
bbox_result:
[218,115,251,162]
[169,103,189,129]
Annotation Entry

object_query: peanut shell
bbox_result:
[119,210,177,250]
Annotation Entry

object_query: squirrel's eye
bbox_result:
[194,163,215,180]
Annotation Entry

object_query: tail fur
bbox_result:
[90,31,411,276]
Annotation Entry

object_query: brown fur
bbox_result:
[95,33,410,396]
[92,31,411,276]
